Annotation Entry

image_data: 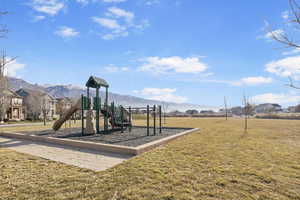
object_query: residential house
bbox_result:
[254,103,282,114]
[56,97,73,117]
[2,89,25,121]
[200,110,215,114]
[230,106,243,116]
[185,109,199,115]
[16,88,57,120]
[288,106,296,113]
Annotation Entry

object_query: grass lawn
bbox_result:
[0,118,300,200]
[0,120,82,132]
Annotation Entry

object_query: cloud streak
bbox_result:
[54,26,79,38]
[139,56,208,74]
[134,88,187,103]
[92,7,149,40]
[265,55,300,79]
[30,0,65,16]
[252,93,300,105]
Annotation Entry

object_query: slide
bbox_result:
[52,99,81,131]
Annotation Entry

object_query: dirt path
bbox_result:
[0,136,131,171]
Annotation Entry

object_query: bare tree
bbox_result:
[0,12,17,123]
[24,94,41,121]
[161,101,169,124]
[56,100,67,117]
[269,0,300,88]
[243,94,255,132]
[269,0,300,48]
[224,96,228,120]
[0,51,16,123]
[41,96,49,126]
[243,95,249,132]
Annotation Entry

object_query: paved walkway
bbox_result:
[0,137,131,171]
[0,122,46,128]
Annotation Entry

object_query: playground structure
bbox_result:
[53,76,163,136]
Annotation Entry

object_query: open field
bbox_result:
[1,118,300,200]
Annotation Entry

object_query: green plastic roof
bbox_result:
[86,76,109,88]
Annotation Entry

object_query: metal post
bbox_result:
[121,106,124,133]
[147,105,149,136]
[81,94,84,136]
[159,105,162,134]
[111,102,114,129]
[129,106,132,132]
[96,87,100,134]
[153,105,156,135]
[87,87,90,109]
[104,87,109,134]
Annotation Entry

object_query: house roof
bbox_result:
[86,76,109,88]
[16,88,55,100]
[56,97,72,102]
[3,89,22,98]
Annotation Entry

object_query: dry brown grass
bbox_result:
[0,121,81,132]
[0,118,300,200]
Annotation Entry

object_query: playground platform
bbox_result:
[1,127,199,156]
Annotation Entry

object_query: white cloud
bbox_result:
[107,7,134,23]
[103,0,127,2]
[181,76,272,87]
[134,19,150,30]
[92,7,149,40]
[139,56,208,74]
[76,0,89,5]
[135,88,177,96]
[252,93,300,105]
[73,0,127,5]
[282,48,300,56]
[265,55,300,79]
[92,17,122,29]
[281,10,289,20]
[4,59,25,77]
[102,31,128,40]
[54,26,79,38]
[134,88,187,103]
[264,29,284,40]
[149,93,187,103]
[30,0,65,16]
[104,65,129,73]
[145,0,160,6]
[32,15,45,22]
[237,76,273,86]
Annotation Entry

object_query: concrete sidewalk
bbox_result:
[0,136,131,171]
[0,122,46,128]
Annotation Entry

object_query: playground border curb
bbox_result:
[0,128,199,156]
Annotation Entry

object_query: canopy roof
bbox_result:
[86,76,109,88]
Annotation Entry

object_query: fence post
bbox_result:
[147,105,149,136]
[159,105,162,134]
[121,106,124,133]
[129,106,132,132]
[81,94,84,136]
[153,105,156,135]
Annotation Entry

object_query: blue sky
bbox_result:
[2,0,300,107]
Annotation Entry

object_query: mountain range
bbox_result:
[8,77,218,112]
